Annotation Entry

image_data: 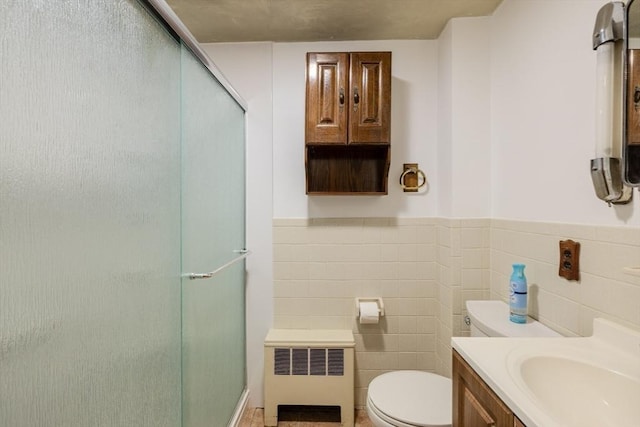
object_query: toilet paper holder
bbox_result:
[355,297,385,317]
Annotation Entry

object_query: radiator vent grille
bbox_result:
[292,348,308,375]
[327,348,344,376]
[274,348,344,376]
[310,348,326,375]
[274,348,290,375]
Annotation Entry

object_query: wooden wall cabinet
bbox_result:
[453,350,526,427]
[305,51,391,195]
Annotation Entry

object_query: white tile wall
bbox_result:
[435,218,490,377]
[273,218,438,407]
[489,219,640,337]
[273,217,640,407]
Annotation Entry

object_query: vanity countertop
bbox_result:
[451,319,640,427]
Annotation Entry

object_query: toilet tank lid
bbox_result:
[466,300,562,337]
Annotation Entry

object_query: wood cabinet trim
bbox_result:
[514,417,526,427]
[453,350,517,427]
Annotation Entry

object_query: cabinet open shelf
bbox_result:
[305,145,390,195]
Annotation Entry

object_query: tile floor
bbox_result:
[239,406,373,427]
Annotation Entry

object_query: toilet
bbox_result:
[365,299,560,427]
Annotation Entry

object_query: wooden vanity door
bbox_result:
[305,52,349,144]
[348,52,391,144]
[452,351,514,427]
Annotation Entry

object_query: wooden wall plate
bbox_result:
[559,239,580,281]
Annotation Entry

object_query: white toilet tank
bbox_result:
[466,300,561,337]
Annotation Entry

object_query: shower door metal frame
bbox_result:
[141,0,247,112]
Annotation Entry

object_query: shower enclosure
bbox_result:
[180,32,247,427]
[0,1,247,426]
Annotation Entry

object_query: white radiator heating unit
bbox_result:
[263,329,355,426]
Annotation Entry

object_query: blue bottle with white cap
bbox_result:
[509,263,527,323]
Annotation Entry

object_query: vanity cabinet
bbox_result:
[304,51,391,194]
[453,350,526,427]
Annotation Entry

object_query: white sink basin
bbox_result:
[454,318,640,427]
[515,355,640,426]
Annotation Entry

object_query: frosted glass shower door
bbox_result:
[0,1,182,426]
[180,44,247,427]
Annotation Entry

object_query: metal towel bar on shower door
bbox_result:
[183,249,251,280]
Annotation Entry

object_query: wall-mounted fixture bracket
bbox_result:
[591,158,633,205]
[400,163,427,192]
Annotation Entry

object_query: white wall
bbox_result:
[490,0,640,226]
[451,18,492,217]
[437,21,454,218]
[200,42,274,408]
[272,40,438,218]
[438,17,492,218]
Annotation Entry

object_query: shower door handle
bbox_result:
[183,249,251,280]
[188,273,213,280]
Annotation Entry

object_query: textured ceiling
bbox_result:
[166,0,503,43]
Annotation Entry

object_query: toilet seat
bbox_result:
[366,371,452,427]
[367,394,420,427]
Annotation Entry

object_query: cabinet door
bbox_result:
[627,49,640,146]
[348,52,391,144]
[514,417,526,427]
[453,350,514,427]
[305,52,349,144]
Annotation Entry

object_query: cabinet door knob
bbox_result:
[339,87,345,107]
[353,87,360,107]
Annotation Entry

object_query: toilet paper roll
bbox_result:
[359,301,380,324]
